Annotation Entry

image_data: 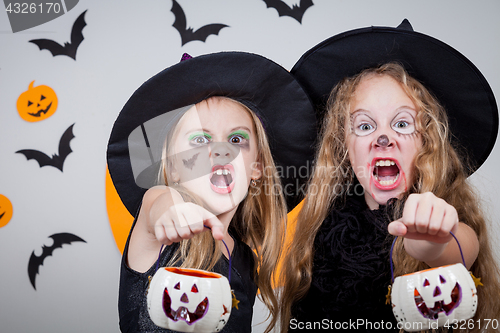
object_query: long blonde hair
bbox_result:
[162,96,287,333]
[280,63,500,332]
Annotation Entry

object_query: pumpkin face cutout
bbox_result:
[147,267,232,332]
[391,263,477,331]
[17,81,58,122]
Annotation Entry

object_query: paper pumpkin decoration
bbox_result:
[17,81,58,122]
[147,267,232,332]
[0,194,13,228]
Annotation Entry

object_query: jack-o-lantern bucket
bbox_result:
[147,267,232,333]
[389,233,478,331]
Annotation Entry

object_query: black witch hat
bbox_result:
[291,19,498,174]
[107,52,317,215]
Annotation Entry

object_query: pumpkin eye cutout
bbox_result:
[440,275,446,283]
[423,279,430,287]
[191,284,198,293]
[16,81,58,122]
[174,282,180,290]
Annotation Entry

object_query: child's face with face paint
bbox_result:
[346,75,422,209]
[169,98,261,216]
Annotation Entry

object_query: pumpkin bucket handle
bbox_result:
[390,231,466,283]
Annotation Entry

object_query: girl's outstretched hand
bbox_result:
[388,192,458,244]
[154,201,224,246]
[145,186,225,246]
[387,192,478,268]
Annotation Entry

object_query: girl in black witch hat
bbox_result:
[280,20,500,332]
[107,52,316,332]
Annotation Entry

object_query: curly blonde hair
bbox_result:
[280,63,500,332]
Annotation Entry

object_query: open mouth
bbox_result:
[414,282,462,319]
[163,287,209,324]
[28,102,52,117]
[210,164,235,194]
[372,158,400,189]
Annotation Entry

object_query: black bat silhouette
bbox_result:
[182,152,199,170]
[29,10,87,60]
[28,233,86,290]
[263,0,313,23]
[16,123,75,172]
[171,0,229,46]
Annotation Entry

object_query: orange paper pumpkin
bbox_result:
[17,81,58,122]
[0,194,13,228]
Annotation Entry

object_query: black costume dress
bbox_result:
[118,218,258,333]
[291,194,399,331]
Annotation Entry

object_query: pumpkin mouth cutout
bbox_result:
[162,287,209,324]
[28,101,53,117]
[414,282,462,319]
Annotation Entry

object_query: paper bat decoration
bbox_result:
[29,10,87,60]
[16,123,75,172]
[182,152,199,170]
[28,233,86,290]
[171,0,229,46]
[263,0,313,23]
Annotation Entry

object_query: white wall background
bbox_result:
[1,1,499,332]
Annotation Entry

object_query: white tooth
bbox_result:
[390,161,395,166]
[380,160,386,167]
[375,161,380,167]
[222,169,228,175]
[216,169,223,175]
[385,160,391,165]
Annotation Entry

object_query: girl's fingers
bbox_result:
[388,220,407,236]
[155,203,225,245]
[438,206,459,238]
[394,193,459,244]
[426,199,446,236]
[401,193,419,233]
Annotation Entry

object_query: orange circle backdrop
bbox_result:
[105,166,134,254]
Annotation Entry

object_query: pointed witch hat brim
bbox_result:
[107,52,317,215]
[291,19,498,175]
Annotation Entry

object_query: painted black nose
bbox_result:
[377,134,389,147]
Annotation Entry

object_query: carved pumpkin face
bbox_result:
[0,194,13,228]
[17,81,58,122]
[391,263,477,331]
[147,267,232,332]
